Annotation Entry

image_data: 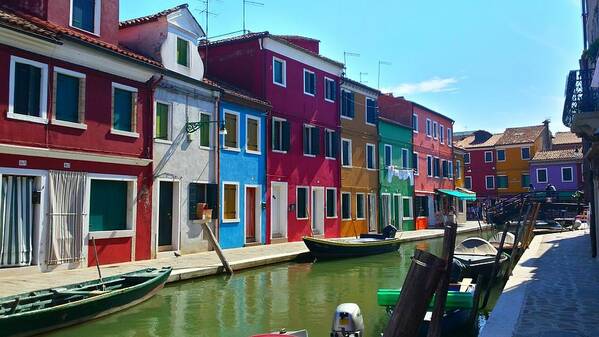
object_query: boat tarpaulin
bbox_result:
[437,189,477,201]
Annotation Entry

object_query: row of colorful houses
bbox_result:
[0,1,464,271]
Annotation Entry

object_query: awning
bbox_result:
[437,189,477,201]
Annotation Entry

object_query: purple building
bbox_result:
[530,148,583,191]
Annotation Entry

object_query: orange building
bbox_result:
[339,78,380,236]
[494,122,551,196]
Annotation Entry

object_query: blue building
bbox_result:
[218,91,269,249]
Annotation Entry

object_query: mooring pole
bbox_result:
[382,249,445,337]
[201,222,233,274]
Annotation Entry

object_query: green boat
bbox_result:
[0,267,172,337]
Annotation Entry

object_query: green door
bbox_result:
[158,181,173,247]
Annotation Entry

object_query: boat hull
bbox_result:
[302,237,401,260]
[0,267,171,337]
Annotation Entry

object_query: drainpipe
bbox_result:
[214,90,222,243]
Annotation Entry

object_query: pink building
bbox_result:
[202,33,344,242]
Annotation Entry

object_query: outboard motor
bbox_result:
[331,303,364,337]
[382,225,398,238]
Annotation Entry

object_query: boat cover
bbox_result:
[455,238,497,256]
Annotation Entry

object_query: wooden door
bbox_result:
[158,181,173,248]
[246,187,256,242]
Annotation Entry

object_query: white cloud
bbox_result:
[382,77,459,96]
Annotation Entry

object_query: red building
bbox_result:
[455,130,502,201]
[202,33,344,242]
[410,100,455,226]
[0,1,161,269]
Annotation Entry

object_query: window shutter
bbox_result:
[311,127,319,155]
[52,72,57,121]
[282,120,290,151]
[350,92,355,118]
[332,81,337,101]
[131,92,138,133]
[188,183,199,220]
[111,87,115,128]
[303,126,309,154]
[78,77,86,123]
[200,114,210,147]
[333,131,339,158]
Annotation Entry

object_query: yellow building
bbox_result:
[494,122,551,196]
[454,146,466,188]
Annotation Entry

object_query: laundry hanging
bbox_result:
[386,166,414,185]
[0,176,34,267]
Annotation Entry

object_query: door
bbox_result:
[381,194,391,228]
[246,187,256,242]
[393,194,402,231]
[367,194,377,232]
[311,187,324,235]
[271,182,288,239]
[158,181,173,249]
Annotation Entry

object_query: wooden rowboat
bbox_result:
[303,236,401,260]
[0,267,172,337]
[453,238,508,281]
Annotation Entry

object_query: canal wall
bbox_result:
[0,221,490,297]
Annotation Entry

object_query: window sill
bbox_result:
[367,168,377,171]
[303,153,316,158]
[303,92,315,97]
[341,218,352,221]
[246,149,262,155]
[51,119,87,130]
[413,130,419,133]
[222,218,240,224]
[403,217,413,221]
[342,165,352,168]
[272,149,287,154]
[273,81,287,88]
[223,147,241,152]
[297,217,309,221]
[325,98,335,103]
[356,217,366,221]
[88,229,134,240]
[326,216,338,219]
[69,24,100,37]
[199,145,212,151]
[7,112,47,124]
[341,115,354,121]
[111,129,139,138]
[155,138,173,145]
[365,122,376,127]
[325,156,337,161]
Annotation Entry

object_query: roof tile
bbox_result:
[495,125,545,146]
[531,148,583,162]
[553,131,581,145]
[119,4,188,28]
[454,133,503,149]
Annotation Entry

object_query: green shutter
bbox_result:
[55,73,80,123]
[89,180,127,232]
[297,188,307,218]
[247,118,259,151]
[177,38,189,67]
[155,103,169,140]
[282,121,290,151]
[113,88,133,131]
[200,114,210,147]
[224,113,237,148]
[14,63,41,117]
[311,127,319,155]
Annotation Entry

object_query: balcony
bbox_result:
[562,69,599,128]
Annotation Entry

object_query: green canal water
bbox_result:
[44,231,500,337]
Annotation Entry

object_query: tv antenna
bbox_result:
[343,51,360,72]
[243,0,264,34]
[198,0,218,72]
[359,72,368,83]
[378,60,391,89]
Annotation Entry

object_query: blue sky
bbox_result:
[121,0,583,133]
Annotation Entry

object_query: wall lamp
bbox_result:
[186,120,228,135]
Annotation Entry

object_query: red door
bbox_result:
[246,187,256,242]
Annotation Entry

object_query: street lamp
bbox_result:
[186,120,228,135]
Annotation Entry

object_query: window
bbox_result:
[224,112,239,149]
[176,38,189,67]
[326,188,337,218]
[303,69,316,96]
[71,0,99,34]
[484,151,493,163]
[448,161,453,179]
[497,149,506,161]
[366,98,376,125]
[413,152,419,175]
[537,168,548,183]
[497,175,508,189]
[189,183,217,220]
[297,187,309,219]
[303,125,320,156]
[456,160,461,179]
[112,83,137,135]
[341,192,351,220]
[325,77,336,102]
[272,118,290,152]
[89,179,132,231]
[434,158,440,178]
[341,138,352,166]
[401,148,409,169]
[356,193,365,220]
[223,183,239,222]
[486,176,495,189]
[521,147,531,160]
[341,90,355,118]
[465,176,472,189]
[447,128,452,146]
[246,116,260,153]
[273,57,286,87]
[155,102,170,141]
[442,160,448,178]
[521,174,530,188]
[464,153,471,164]
[413,114,418,133]
[199,113,211,148]
[366,144,376,169]
[562,167,573,182]
[440,125,445,143]
[426,119,432,137]
[8,56,48,123]
[433,121,438,139]
[53,68,85,127]
[427,156,433,177]
[325,129,337,159]
[384,144,392,167]
[402,197,413,220]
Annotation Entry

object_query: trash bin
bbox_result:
[416,216,428,230]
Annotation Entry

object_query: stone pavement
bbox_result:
[0,221,489,298]
[481,229,599,337]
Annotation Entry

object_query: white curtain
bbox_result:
[0,176,34,267]
[45,170,87,265]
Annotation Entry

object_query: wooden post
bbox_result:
[382,249,445,337]
[201,222,233,274]
[426,221,458,337]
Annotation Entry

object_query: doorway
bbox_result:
[245,186,260,243]
[270,182,288,239]
[381,194,391,228]
[311,187,324,235]
[367,193,377,232]
[393,194,402,231]
[158,181,174,251]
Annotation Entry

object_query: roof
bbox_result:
[495,125,546,146]
[531,148,583,162]
[409,100,454,123]
[341,77,381,96]
[202,32,344,68]
[0,7,162,67]
[454,133,503,149]
[119,4,188,28]
[553,131,582,146]
[202,77,271,109]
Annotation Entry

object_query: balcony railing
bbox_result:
[563,69,599,127]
